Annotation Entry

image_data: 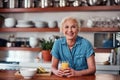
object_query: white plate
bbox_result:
[16,24,34,28]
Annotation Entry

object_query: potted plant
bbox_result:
[40,38,54,62]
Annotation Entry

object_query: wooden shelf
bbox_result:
[94,48,113,53]
[0,6,120,13]
[0,28,59,32]
[0,27,119,32]
[80,27,120,32]
[0,6,119,32]
[0,47,41,52]
[0,47,112,53]
[0,6,119,53]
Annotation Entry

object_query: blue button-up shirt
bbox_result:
[51,36,94,70]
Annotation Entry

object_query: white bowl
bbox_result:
[16,24,34,28]
[34,21,47,28]
[4,18,16,27]
[20,68,37,79]
[48,21,57,28]
[17,20,33,26]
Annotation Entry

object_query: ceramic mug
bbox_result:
[6,42,12,47]
[29,37,38,48]
[34,21,46,28]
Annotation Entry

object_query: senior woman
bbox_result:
[51,16,96,77]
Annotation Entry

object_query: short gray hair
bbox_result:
[59,16,81,32]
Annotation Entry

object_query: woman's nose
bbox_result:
[68,27,72,31]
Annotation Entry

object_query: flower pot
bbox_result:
[41,50,52,62]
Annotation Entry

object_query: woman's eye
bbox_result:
[71,25,76,28]
[65,26,69,28]
[64,25,77,29]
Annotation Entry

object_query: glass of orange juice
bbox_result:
[61,61,69,70]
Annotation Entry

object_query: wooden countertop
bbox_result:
[0,70,119,80]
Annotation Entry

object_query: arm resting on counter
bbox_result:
[74,55,96,76]
[51,55,96,77]
[51,57,64,77]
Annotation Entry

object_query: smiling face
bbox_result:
[61,17,80,40]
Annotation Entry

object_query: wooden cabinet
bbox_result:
[0,6,119,51]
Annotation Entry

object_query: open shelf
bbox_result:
[0,47,41,52]
[0,6,119,32]
[0,27,119,32]
[0,6,120,13]
[0,28,59,32]
[80,27,120,32]
[94,48,113,53]
[0,47,112,53]
[0,5,119,53]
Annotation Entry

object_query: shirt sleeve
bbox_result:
[51,40,60,59]
[85,40,95,58]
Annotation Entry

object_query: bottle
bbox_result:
[41,0,48,8]
[6,41,12,47]
[0,0,3,8]
[109,49,116,65]
[3,0,9,8]
[9,34,16,47]
[9,0,15,8]
[41,0,45,8]
[18,0,24,8]
[59,0,66,7]
[27,0,33,8]
[24,0,28,8]
[116,47,120,65]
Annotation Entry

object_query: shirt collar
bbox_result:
[61,36,82,45]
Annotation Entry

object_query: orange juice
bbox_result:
[61,62,69,70]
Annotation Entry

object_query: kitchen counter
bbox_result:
[19,62,120,75]
[0,70,119,80]
[96,64,120,71]
[0,62,119,75]
[18,63,119,75]
[96,64,120,75]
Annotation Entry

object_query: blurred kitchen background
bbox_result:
[0,0,120,75]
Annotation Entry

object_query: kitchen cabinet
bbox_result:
[0,6,119,51]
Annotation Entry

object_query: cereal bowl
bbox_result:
[20,68,37,79]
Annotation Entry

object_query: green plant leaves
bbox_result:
[40,38,54,50]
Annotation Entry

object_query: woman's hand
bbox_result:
[62,68,76,77]
[53,69,65,77]
[53,68,76,77]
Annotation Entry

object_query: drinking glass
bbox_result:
[61,61,69,70]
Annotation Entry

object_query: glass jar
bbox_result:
[59,0,66,7]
